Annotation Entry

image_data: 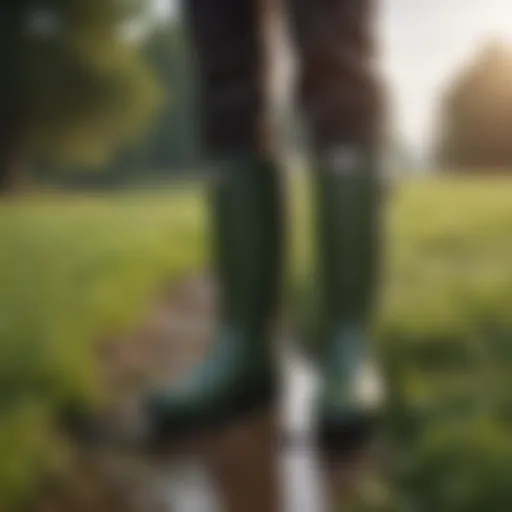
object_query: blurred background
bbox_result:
[2,0,512,510]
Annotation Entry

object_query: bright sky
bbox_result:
[154,0,512,155]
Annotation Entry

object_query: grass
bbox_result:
[0,186,206,508]
[290,174,512,510]
[1,174,512,509]
[364,177,512,511]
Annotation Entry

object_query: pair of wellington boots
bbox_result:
[146,145,384,456]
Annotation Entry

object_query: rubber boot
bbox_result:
[313,144,385,455]
[145,154,283,444]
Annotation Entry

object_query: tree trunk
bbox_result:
[0,110,26,194]
[0,1,30,194]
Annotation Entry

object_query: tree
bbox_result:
[141,20,199,172]
[110,19,199,180]
[51,19,201,189]
[0,0,161,192]
[436,41,512,170]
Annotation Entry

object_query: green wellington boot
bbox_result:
[313,144,385,454]
[145,154,283,444]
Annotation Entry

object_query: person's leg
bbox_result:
[146,0,284,442]
[286,0,385,452]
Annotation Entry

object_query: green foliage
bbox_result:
[6,0,161,170]
[39,20,200,187]
[141,21,199,169]
[106,20,200,179]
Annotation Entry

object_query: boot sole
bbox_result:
[147,377,278,456]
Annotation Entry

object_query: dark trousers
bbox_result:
[184,0,384,157]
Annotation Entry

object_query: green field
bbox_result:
[0,186,207,508]
[1,176,512,510]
